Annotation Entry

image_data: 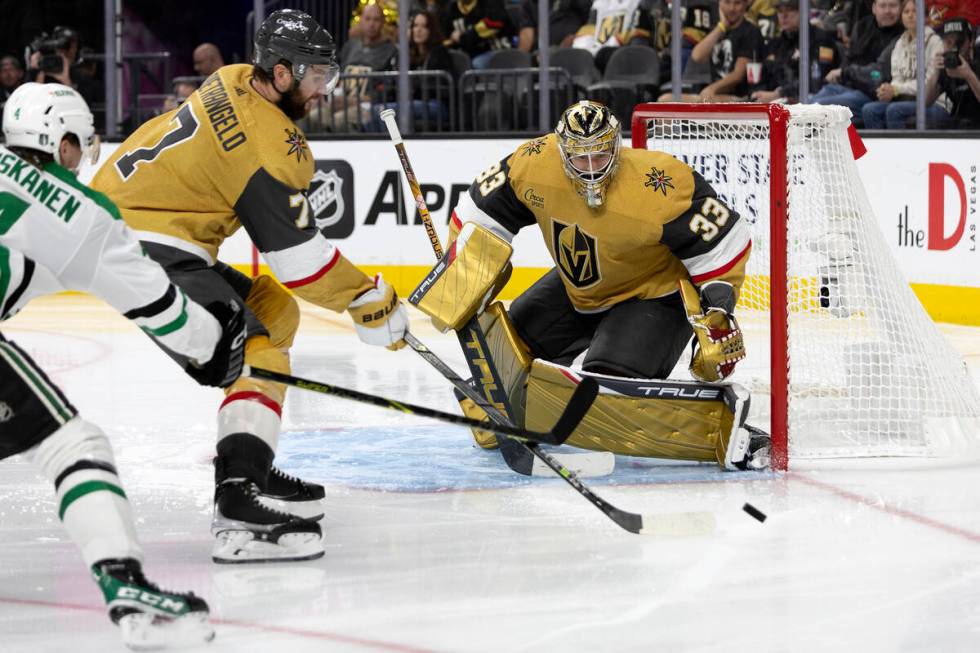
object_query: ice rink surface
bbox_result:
[1,295,979,653]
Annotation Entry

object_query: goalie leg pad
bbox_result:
[409,222,513,331]
[525,360,750,467]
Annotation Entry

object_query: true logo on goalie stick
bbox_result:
[552,219,600,288]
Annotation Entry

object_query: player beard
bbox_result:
[278,84,311,120]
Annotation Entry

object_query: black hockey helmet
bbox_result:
[253,9,339,93]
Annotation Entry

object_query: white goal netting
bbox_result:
[634,103,980,462]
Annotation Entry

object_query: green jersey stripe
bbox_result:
[143,291,188,337]
[59,480,127,520]
[0,342,73,423]
[0,191,30,235]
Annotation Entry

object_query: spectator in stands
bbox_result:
[517,0,592,52]
[817,1,874,47]
[653,1,720,73]
[161,77,201,113]
[0,55,25,131]
[351,0,401,42]
[926,17,980,127]
[312,1,396,132]
[443,0,517,69]
[573,0,656,73]
[662,0,763,101]
[366,10,454,131]
[750,0,841,103]
[749,0,780,42]
[810,0,902,116]
[192,43,224,77]
[26,26,101,114]
[862,0,946,128]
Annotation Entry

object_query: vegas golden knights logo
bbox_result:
[552,219,600,288]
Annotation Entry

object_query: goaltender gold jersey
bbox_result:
[451,134,751,312]
[92,63,372,311]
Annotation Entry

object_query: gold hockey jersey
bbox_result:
[451,134,751,312]
[91,64,372,311]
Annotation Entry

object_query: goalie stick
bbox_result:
[379,107,595,477]
[243,365,597,447]
[245,365,714,536]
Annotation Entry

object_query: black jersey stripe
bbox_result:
[2,258,34,317]
[123,283,176,320]
[54,460,120,491]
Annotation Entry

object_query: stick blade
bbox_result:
[549,376,599,444]
[638,511,717,536]
[530,450,615,478]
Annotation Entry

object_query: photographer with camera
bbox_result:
[926,17,980,127]
[27,26,80,88]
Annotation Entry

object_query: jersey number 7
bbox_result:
[115,104,200,181]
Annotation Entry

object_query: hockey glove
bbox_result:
[348,273,409,351]
[680,280,745,382]
[185,300,246,388]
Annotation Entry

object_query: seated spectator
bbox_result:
[351,0,400,42]
[192,43,224,77]
[862,0,946,128]
[751,0,841,103]
[573,0,656,72]
[811,0,902,116]
[311,1,396,132]
[653,1,720,73]
[816,0,874,47]
[660,0,764,101]
[161,76,202,113]
[366,10,454,130]
[0,55,25,131]
[926,17,980,127]
[517,0,592,52]
[443,0,517,69]
[748,0,780,42]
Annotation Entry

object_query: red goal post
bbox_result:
[630,103,980,470]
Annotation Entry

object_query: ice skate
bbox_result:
[258,465,325,521]
[92,558,214,650]
[211,478,324,564]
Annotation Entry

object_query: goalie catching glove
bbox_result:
[679,279,745,382]
[347,273,409,351]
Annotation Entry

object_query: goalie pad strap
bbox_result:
[409,222,512,331]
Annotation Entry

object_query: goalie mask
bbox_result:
[555,101,621,208]
[253,9,340,97]
[1,82,100,173]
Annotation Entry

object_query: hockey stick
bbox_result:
[243,365,597,447]
[245,365,713,536]
[378,108,547,476]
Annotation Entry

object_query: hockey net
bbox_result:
[631,103,980,469]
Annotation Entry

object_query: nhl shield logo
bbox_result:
[552,219,600,288]
[309,168,345,230]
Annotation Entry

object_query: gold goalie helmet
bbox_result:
[555,100,621,208]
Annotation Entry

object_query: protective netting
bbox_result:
[635,104,980,460]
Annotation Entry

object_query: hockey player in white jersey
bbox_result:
[0,83,246,649]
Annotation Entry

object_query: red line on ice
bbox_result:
[0,596,444,653]
[791,472,980,545]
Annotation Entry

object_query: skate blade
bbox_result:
[256,495,325,521]
[118,610,214,651]
[212,530,325,564]
[531,450,615,477]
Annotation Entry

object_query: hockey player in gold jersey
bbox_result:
[91,10,409,562]
[424,100,769,471]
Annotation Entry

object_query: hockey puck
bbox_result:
[743,503,767,523]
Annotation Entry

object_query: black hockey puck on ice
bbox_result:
[743,503,767,523]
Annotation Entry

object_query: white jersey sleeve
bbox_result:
[0,147,219,364]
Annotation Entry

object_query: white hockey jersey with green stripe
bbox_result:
[0,145,219,364]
